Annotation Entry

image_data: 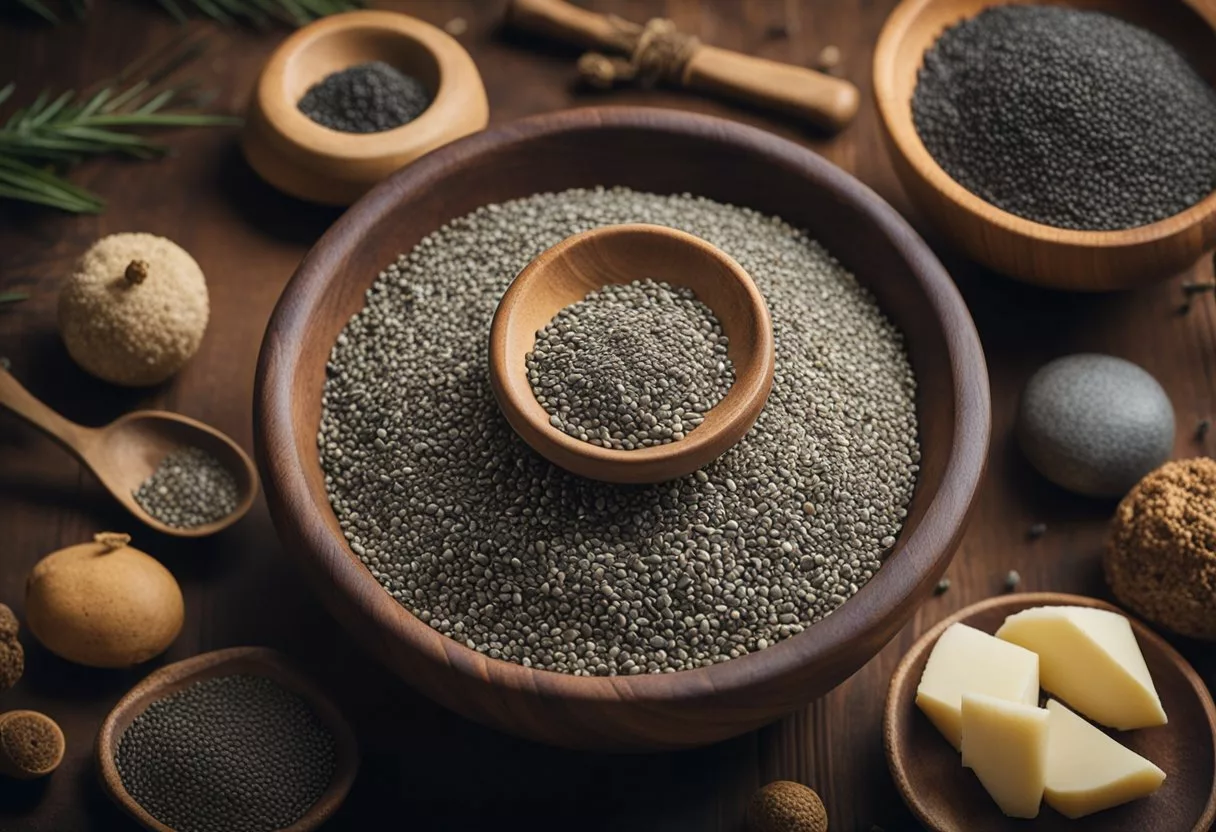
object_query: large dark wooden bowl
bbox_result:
[255,107,991,751]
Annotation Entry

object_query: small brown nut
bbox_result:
[748,780,829,832]
[0,710,65,779]
[0,603,17,640]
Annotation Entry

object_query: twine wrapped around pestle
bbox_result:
[577,17,702,89]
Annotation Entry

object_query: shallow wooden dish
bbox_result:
[255,106,991,751]
[885,593,1216,831]
[489,223,775,484]
[96,647,358,832]
[242,10,488,206]
[874,0,1216,291]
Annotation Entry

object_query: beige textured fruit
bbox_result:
[748,780,829,832]
[25,533,183,668]
[0,711,64,779]
[58,232,208,386]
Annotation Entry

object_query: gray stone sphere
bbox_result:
[1016,354,1174,498]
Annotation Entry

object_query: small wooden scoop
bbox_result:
[489,224,775,484]
[506,0,860,132]
[0,368,257,538]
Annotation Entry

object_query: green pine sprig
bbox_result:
[0,34,241,213]
[0,291,29,305]
[12,0,358,26]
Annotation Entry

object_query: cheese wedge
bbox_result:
[996,606,1166,729]
[1044,699,1166,819]
[960,693,1050,818]
[916,622,1039,750]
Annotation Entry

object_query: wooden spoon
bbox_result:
[96,646,359,832]
[0,368,257,538]
[489,223,774,484]
[885,593,1216,832]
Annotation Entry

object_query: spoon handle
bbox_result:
[0,368,97,459]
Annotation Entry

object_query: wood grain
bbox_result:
[0,0,1214,828]
[488,222,776,484]
[885,594,1216,831]
[506,0,861,131]
[96,647,358,832]
[873,0,1216,291]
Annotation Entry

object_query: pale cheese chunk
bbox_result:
[996,606,1166,729]
[916,622,1039,750]
[1044,699,1166,819]
[960,693,1050,819]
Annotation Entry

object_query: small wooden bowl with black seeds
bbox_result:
[874,0,1216,290]
[96,647,358,832]
[242,10,488,206]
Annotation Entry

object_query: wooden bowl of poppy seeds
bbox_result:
[97,647,358,832]
[874,0,1216,290]
[255,106,991,751]
[242,10,488,206]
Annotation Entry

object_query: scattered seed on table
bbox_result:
[913,6,1216,231]
[934,578,951,596]
[527,279,734,450]
[444,16,468,36]
[297,61,431,134]
[319,187,920,676]
[115,674,336,832]
[1004,570,1022,592]
[133,447,239,529]
[1198,419,1211,442]
[1027,522,1047,540]
[815,45,842,74]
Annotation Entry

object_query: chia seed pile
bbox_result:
[320,187,919,676]
[912,5,1216,231]
[297,61,432,134]
[526,278,735,449]
[133,447,239,529]
[115,674,336,832]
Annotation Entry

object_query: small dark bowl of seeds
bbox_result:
[875,0,1216,290]
[96,647,358,832]
[256,106,991,751]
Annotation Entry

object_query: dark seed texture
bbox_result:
[319,187,920,676]
[913,6,1216,231]
[298,61,431,134]
[527,278,735,449]
[115,674,336,832]
[133,446,239,529]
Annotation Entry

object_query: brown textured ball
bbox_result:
[748,780,829,832]
[25,533,183,668]
[1105,458,1216,640]
[58,232,209,386]
[0,603,22,692]
[0,710,64,779]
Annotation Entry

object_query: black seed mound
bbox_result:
[115,674,337,832]
[912,5,1216,231]
[298,61,432,134]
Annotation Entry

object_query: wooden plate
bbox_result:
[96,647,359,832]
[885,593,1216,831]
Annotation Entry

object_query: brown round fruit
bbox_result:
[0,710,65,779]
[25,533,183,668]
[1106,458,1216,639]
[747,780,829,832]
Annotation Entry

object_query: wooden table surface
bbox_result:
[1,2,1214,830]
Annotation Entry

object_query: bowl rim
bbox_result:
[487,222,776,484]
[255,9,485,162]
[873,0,1216,250]
[255,105,991,706]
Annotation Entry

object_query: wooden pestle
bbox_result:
[506,0,860,133]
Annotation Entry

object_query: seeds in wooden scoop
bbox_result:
[527,279,735,449]
[133,447,239,529]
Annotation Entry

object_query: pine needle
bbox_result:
[0,291,29,305]
[0,35,239,213]
[14,0,359,26]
